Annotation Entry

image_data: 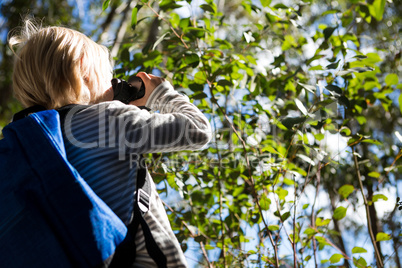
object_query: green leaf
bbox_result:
[273,3,288,9]
[200,3,217,13]
[354,257,368,268]
[354,55,368,60]
[194,71,207,84]
[361,139,382,145]
[352,247,368,254]
[338,184,354,199]
[183,53,200,68]
[295,98,308,116]
[338,95,351,108]
[102,0,111,11]
[326,85,342,97]
[273,118,288,130]
[281,116,305,129]
[309,65,324,71]
[282,35,297,51]
[159,0,182,10]
[368,0,386,21]
[365,52,382,64]
[204,244,215,250]
[273,210,290,221]
[337,67,374,76]
[326,60,340,69]
[322,9,341,16]
[297,154,315,166]
[281,211,291,221]
[323,26,336,40]
[385,73,399,86]
[315,133,325,141]
[275,188,288,201]
[355,115,367,125]
[262,146,282,156]
[368,171,380,178]
[399,92,402,114]
[298,82,316,94]
[260,0,271,7]
[152,32,169,50]
[283,178,296,186]
[340,126,351,136]
[304,228,317,236]
[329,253,344,263]
[333,206,347,220]
[169,12,180,28]
[120,48,130,62]
[259,195,271,210]
[192,92,208,100]
[376,232,391,241]
[316,217,331,226]
[372,194,388,202]
[268,224,279,231]
[131,5,142,29]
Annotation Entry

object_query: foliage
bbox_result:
[105,0,402,266]
[1,0,402,267]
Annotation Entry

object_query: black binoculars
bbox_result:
[111,75,145,104]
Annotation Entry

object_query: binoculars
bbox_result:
[111,75,145,104]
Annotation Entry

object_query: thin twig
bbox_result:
[163,201,214,268]
[146,1,189,49]
[377,148,402,186]
[311,163,321,268]
[211,105,227,268]
[353,148,384,268]
[271,182,296,260]
[322,236,351,260]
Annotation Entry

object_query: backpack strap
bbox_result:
[12,105,46,121]
[133,159,167,268]
[111,153,167,268]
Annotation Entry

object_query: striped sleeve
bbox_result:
[104,81,212,155]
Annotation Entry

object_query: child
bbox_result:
[9,19,211,267]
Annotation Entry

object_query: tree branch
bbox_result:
[145,2,189,49]
[163,201,213,268]
[353,147,384,268]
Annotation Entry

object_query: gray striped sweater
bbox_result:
[60,81,211,267]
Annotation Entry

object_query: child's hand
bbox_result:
[130,72,165,107]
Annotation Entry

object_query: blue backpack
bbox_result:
[0,108,129,267]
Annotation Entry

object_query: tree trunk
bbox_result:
[110,1,134,59]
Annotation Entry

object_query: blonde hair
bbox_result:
[8,19,113,109]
